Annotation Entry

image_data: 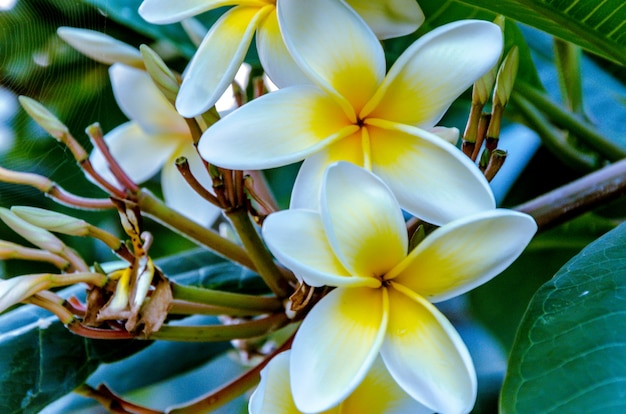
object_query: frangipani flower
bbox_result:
[262,162,537,413]
[90,63,220,226]
[138,0,424,117]
[249,351,431,414]
[200,0,503,225]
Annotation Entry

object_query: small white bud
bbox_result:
[57,27,144,68]
[18,96,69,141]
[0,207,66,253]
[11,206,89,236]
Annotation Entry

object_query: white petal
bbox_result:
[138,0,245,24]
[57,27,143,68]
[367,121,495,225]
[289,132,364,210]
[290,287,388,412]
[430,126,460,146]
[344,355,432,414]
[346,0,425,39]
[321,162,407,279]
[249,352,300,414]
[109,64,187,135]
[277,0,385,115]
[262,210,377,288]
[176,6,271,117]
[382,285,476,413]
[390,209,537,302]
[362,20,503,127]
[256,11,311,88]
[91,123,178,185]
[198,85,355,170]
[161,145,221,227]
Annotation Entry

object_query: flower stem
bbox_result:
[171,282,282,313]
[136,189,255,270]
[515,81,626,161]
[148,312,289,342]
[225,208,292,298]
[0,166,114,209]
[515,157,626,231]
[168,300,270,317]
[167,334,294,414]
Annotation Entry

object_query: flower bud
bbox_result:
[494,46,519,107]
[0,207,66,253]
[140,44,180,103]
[18,96,69,141]
[57,27,144,68]
[11,206,89,236]
[0,274,51,313]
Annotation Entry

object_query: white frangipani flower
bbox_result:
[138,0,424,117]
[200,0,503,225]
[249,351,431,414]
[262,162,537,413]
[90,63,220,226]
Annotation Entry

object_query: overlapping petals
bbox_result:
[249,351,431,413]
[139,0,424,117]
[262,162,537,412]
[201,0,503,224]
[90,64,220,226]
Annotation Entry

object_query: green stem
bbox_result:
[171,282,282,313]
[226,208,292,298]
[512,93,598,171]
[136,190,255,270]
[516,81,626,161]
[149,312,289,342]
[169,300,270,317]
[515,157,626,231]
[554,39,583,113]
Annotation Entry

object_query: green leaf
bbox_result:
[469,213,617,350]
[0,248,265,413]
[501,221,626,413]
[455,0,626,66]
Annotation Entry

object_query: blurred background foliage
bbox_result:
[1,0,626,413]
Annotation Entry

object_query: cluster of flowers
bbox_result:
[1,0,538,413]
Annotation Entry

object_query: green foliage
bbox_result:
[501,221,626,413]
[0,249,264,414]
[455,0,626,66]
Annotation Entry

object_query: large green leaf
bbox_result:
[0,248,265,414]
[501,221,626,413]
[456,0,626,66]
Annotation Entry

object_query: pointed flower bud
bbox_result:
[57,27,144,68]
[0,207,66,253]
[140,44,180,103]
[11,206,89,236]
[18,96,69,141]
[494,46,519,107]
[0,272,107,314]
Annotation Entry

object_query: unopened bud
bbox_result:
[18,96,69,141]
[11,206,89,236]
[0,207,66,253]
[472,66,498,106]
[0,274,51,313]
[57,27,144,68]
[0,271,106,314]
[140,44,180,103]
[494,46,519,107]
